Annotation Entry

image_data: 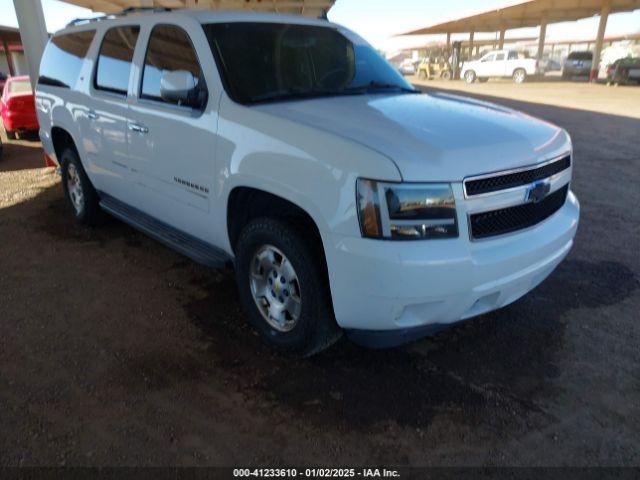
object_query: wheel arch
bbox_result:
[226,186,326,257]
[51,126,80,166]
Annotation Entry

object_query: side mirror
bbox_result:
[160,70,197,106]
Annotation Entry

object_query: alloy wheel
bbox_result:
[250,244,302,332]
[66,163,84,214]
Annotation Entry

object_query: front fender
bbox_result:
[213,96,402,253]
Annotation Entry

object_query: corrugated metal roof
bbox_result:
[403,0,640,34]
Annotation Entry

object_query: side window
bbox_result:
[482,54,496,62]
[141,25,207,109]
[95,26,140,95]
[508,51,518,60]
[495,53,505,61]
[39,30,96,89]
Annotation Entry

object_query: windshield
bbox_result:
[203,22,417,105]
[8,80,32,95]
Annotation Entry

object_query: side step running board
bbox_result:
[100,194,231,268]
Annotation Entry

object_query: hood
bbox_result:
[254,91,570,182]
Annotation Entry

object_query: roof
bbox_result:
[58,9,336,35]
[404,0,640,34]
[60,0,335,18]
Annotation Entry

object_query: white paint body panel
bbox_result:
[36,10,579,333]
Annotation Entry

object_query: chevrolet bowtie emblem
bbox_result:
[525,180,551,203]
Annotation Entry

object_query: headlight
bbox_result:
[356,179,458,240]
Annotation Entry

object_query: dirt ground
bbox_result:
[0,82,639,467]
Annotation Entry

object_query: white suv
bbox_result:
[36,9,579,355]
[462,49,540,83]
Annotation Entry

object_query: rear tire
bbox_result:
[6,130,16,140]
[235,217,341,356]
[60,147,101,226]
[464,70,476,83]
[441,70,452,80]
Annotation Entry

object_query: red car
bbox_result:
[1,76,38,140]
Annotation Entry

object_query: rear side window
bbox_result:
[95,26,140,95]
[39,30,95,89]
[141,25,207,108]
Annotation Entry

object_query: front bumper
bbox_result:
[324,190,579,344]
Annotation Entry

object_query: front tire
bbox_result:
[60,147,101,226]
[464,70,476,83]
[513,68,527,83]
[235,217,341,356]
[5,130,16,140]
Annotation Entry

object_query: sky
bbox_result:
[0,0,639,52]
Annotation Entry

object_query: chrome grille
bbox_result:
[464,155,571,197]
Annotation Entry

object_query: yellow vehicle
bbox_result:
[417,57,452,80]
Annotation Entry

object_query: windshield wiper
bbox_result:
[248,82,420,104]
[342,81,421,95]
[249,89,336,104]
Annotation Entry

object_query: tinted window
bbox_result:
[482,54,496,62]
[39,30,95,88]
[204,22,414,105]
[495,53,505,61]
[95,26,140,95]
[141,25,207,108]
[568,51,592,60]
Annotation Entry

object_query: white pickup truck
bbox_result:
[461,49,541,84]
[35,9,578,355]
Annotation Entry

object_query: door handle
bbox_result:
[128,123,149,134]
[87,110,98,120]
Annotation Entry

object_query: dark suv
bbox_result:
[562,51,592,79]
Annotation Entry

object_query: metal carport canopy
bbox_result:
[12,0,335,91]
[60,0,335,17]
[403,0,640,34]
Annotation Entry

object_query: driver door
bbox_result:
[477,53,496,77]
[127,23,218,242]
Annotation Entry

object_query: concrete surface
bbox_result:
[410,77,640,119]
[0,82,638,467]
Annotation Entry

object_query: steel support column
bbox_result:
[498,29,506,50]
[12,0,48,90]
[1,36,16,76]
[537,15,547,62]
[468,31,474,60]
[591,3,610,82]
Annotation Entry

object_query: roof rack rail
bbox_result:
[66,15,113,28]
[65,6,173,28]
[120,7,173,15]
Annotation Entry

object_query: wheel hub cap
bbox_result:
[66,163,84,213]
[250,245,302,332]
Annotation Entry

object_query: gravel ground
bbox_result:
[0,84,639,467]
